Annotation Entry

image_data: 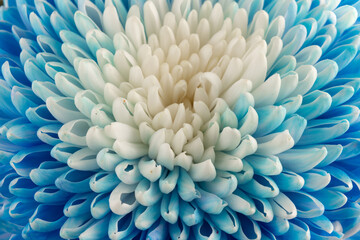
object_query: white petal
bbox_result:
[203,121,220,148]
[77,59,105,94]
[256,130,295,155]
[242,48,267,89]
[68,148,99,171]
[139,122,155,145]
[183,137,204,163]
[86,126,114,151]
[266,36,283,72]
[125,16,146,49]
[134,102,152,126]
[113,140,148,159]
[139,157,162,182]
[144,1,162,36]
[189,159,216,182]
[103,83,123,106]
[103,4,124,38]
[109,183,138,215]
[104,122,141,143]
[221,58,243,92]
[152,109,173,130]
[214,152,243,172]
[228,135,258,159]
[174,152,193,171]
[149,129,166,159]
[112,98,136,127]
[147,86,165,116]
[238,107,258,136]
[58,119,91,146]
[233,8,248,36]
[221,79,252,107]
[252,73,281,107]
[171,128,187,155]
[157,143,175,170]
[215,127,241,151]
[102,63,125,86]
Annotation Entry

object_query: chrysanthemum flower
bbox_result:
[1,0,360,239]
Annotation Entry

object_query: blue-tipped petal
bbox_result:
[278,147,327,173]
[233,160,254,185]
[25,104,57,127]
[86,29,115,56]
[244,155,282,176]
[67,147,99,171]
[11,85,42,116]
[96,148,123,172]
[303,215,334,235]
[108,213,136,240]
[286,191,325,218]
[63,192,96,218]
[55,169,93,193]
[254,105,286,137]
[263,216,290,236]
[280,219,310,240]
[135,178,162,206]
[89,171,120,193]
[2,61,29,88]
[29,204,67,232]
[29,161,69,186]
[223,188,256,216]
[232,214,261,240]
[46,96,86,123]
[315,144,343,167]
[10,145,52,177]
[297,90,332,120]
[209,207,239,234]
[90,193,110,219]
[178,169,200,202]
[9,198,37,223]
[240,174,279,198]
[195,188,228,215]
[199,171,237,198]
[249,196,274,223]
[24,58,53,83]
[74,11,100,37]
[169,219,190,240]
[6,123,41,146]
[116,159,142,185]
[321,105,360,125]
[160,191,179,224]
[51,142,81,164]
[301,169,331,192]
[312,189,347,210]
[9,176,40,198]
[310,60,338,91]
[192,217,221,240]
[269,192,297,219]
[179,200,204,227]
[297,119,350,145]
[323,166,353,192]
[37,124,62,146]
[34,186,73,204]
[272,170,304,191]
[146,219,168,240]
[60,214,95,240]
[135,202,162,230]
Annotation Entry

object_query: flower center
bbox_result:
[100,1,276,181]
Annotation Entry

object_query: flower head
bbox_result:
[1,0,360,239]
